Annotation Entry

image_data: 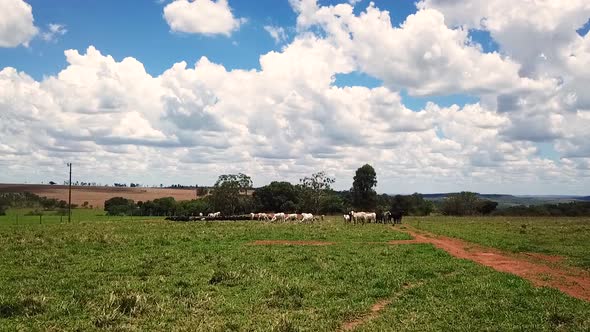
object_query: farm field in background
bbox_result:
[1,216,589,330]
[407,216,590,270]
[0,184,198,208]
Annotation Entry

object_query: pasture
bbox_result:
[407,216,590,269]
[0,215,589,331]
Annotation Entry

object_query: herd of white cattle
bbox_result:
[249,211,386,224]
[343,211,377,224]
[194,210,401,224]
[250,212,324,222]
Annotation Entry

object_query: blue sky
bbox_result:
[2,0,494,79]
[1,0,589,194]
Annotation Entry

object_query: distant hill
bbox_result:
[418,193,588,208]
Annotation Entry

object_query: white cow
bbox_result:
[258,213,270,221]
[350,211,365,224]
[365,212,376,223]
[343,214,350,222]
[301,213,314,223]
[350,211,376,224]
[271,212,286,222]
[286,213,298,221]
[208,212,221,218]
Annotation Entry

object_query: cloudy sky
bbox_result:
[1,0,590,194]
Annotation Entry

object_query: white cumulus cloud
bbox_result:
[2,0,590,193]
[0,0,38,47]
[163,0,245,36]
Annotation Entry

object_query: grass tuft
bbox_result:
[107,291,146,316]
[208,269,242,286]
[267,285,304,309]
[0,296,46,318]
[272,315,299,332]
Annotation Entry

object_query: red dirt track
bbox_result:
[249,240,335,246]
[399,227,590,302]
[249,227,590,305]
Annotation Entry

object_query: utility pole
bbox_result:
[67,163,72,223]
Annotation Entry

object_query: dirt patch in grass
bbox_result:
[397,226,590,302]
[248,240,335,246]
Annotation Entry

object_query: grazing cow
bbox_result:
[365,212,377,223]
[257,213,270,221]
[383,211,393,224]
[391,210,403,224]
[208,212,221,218]
[376,211,384,224]
[271,212,286,222]
[286,213,298,221]
[350,211,366,225]
[301,213,314,223]
[343,214,350,222]
[250,213,256,220]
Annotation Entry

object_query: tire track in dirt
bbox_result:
[338,281,424,331]
[248,240,335,246]
[396,226,590,302]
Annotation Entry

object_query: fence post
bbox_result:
[39,215,42,225]
[16,214,18,225]
[60,215,63,223]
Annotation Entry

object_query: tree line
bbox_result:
[103,166,461,216]
[4,164,590,218]
[0,192,78,216]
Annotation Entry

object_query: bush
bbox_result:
[25,209,44,216]
[104,197,136,216]
[440,192,498,216]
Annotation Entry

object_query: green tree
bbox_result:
[177,199,211,216]
[319,191,345,214]
[152,197,177,216]
[299,172,335,214]
[104,197,136,216]
[351,164,377,211]
[476,200,499,215]
[210,173,253,215]
[254,181,299,212]
[440,192,480,216]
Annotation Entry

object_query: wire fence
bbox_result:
[0,209,164,226]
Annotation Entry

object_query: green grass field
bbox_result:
[0,208,161,225]
[0,216,589,331]
[407,216,590,269]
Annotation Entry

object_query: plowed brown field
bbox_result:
[0,183,199,208]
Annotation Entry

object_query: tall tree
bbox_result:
[440,192,480,216]
[351,164,377,211]
[299,171,335,214]
[210,173,253,215]
[254,181,299,212]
